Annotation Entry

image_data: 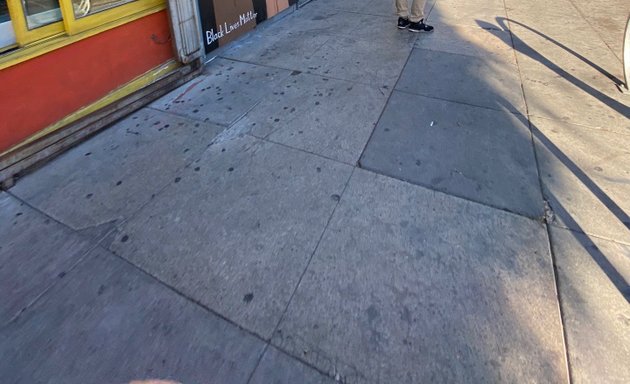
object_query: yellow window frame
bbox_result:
[6,0,65,45]
[5,0,165,47]
[59,0,164,35]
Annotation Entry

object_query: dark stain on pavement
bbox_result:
[366,305,379,323]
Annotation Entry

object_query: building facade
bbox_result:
[0,0,297,186]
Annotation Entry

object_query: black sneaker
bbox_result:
[408,19,434,32]
[397,17,410,29]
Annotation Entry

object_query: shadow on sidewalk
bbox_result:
[479,18,630,119]
[475,17,629,302]
[495,18,623,86]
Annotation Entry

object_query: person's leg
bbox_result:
[408,0,433,32]
[395,0,411,29]
[395,0,409,19]
[408,0,426,23]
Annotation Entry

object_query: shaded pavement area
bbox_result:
[1,0,629,382]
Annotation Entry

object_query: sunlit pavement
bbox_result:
[1,0,629,383]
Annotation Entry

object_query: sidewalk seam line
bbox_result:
[248,133,356,167]
[267,165,357,357]
[412,45,520,63]
[144,105,231,128]
[104,239,355,384]
[1,191,103,328]
[99,243,271,340]
[100,238,357,384]
[4,201,349,384]
[1,136,209,326]
[565,0,623,63]
[503,8,574,384]
[426,0,438,19]
[548,221,630,247]
[527,114,630,137]
[545,224,576,384]
[244,343,270,384]
[271,342,360,383]
[356,32,419,166]
[393,87,528,116]
[102,129,220,239]
[357,165,543,223]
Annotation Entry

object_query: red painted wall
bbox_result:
[0,10,174,152]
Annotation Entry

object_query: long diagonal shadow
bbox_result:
[478,17,630,231]
[534,128,630,231]
[477,18,630,120]
[501,18,624,86]
[549,194,630,303]
[475,18,630,301]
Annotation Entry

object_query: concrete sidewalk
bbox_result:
[1,0,629,383]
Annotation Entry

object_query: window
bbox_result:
[1,0,163,49]
[72,0,135,19]
[0,1,17,49]
[59,0,160,35]
[6,0,65,45]
[24,0,62,29]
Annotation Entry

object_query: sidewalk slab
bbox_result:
[234,72,389,164]
[263,5,359,38]
[221,29,331,72]
[10,108,223,236]
[508,15,625,92]
[350,13,419,46]
[360,91,543,217]
[532,117,630,244]
[108,135,353,338]
[515,40,629,133]
[569,0,629,60]
[306,35,414,87]
[504,0,576,17]
[221,3,411,74]
[438,0,506,9]
[361,0,399,17]
[504,2,581,27]
[151,58,293,126]
[508,18,625,79]
[514,45,624,94]
[550,226,630,383]
[223,10,416,88]
[0,247,265,384]
[521,66,629,132]
[0,193,93,325]
[314,0,398,17]
[507,0,628,63]
[428,0,507,29]
[397,48,526,114]
[274,169,567,383]
[508,18,622,72]
[249,346,335,384]
[414,24,515,62]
